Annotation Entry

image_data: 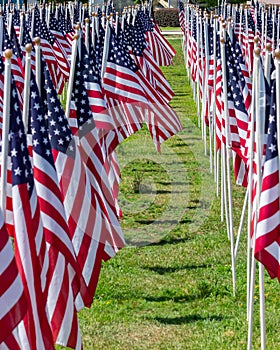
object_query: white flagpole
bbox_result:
[85,17,90,50]
[0,49,12,214]
[19,11,24,46]
[34,37,41,95]
[22,44,32,132]
[0,14,3,55]
[247,46,266,350]
[101,19,110,80]
[65,33,79,119]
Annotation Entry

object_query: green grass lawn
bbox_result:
[60,39,280,349]
[160,26,181,31]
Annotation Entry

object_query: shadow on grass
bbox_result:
[144,264,209,275]
[147,236,193,246]
[153,314,225,325]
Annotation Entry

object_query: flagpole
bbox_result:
[34,37,41,95]
[65,33,79,119]
[22,44,32,132]
[0,49,12,214]
[101,19,110,80]
[247,46,266,350]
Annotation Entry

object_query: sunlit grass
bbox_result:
[58,39,280,350]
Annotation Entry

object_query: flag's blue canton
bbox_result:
[107,27,138,72]
[178,1,184,13]
[97,8,102,19]
[60,11,74,34]
[30,74,55,168]
[12,10,20,26]
[41,20,56,45]
[247,11,255,33]
[225,36,247,113]
[21,23,32,46]
[44,66,75,157]
[227,34,247,92]
[9,85,34,193]
[72,52,95,136]
[11,26,23,60]
[266,16,273,41]
[93,17,105,75]
[49,13,64,34]
[236,11,240,23]
[0,55,4,74]
[124,17,146,56]
[73,3,80,24]
[81,42,100,84]
[31,12,41,38]
[257,13,262,34]
[208,25,214,56]
[138,10,154,32]
[266,81,278,160]
[2,26,12,50]
[192,15,197,41]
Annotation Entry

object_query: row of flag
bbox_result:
[0,1,182,349]
[179,0,280,348]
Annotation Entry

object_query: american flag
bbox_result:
[29,74,82,349]
[2,26,24,107]
[147,22,176,67]
[79,40,122,213]
[178,1,185,33]
[49,12,72,58]
[70,49,125,270]
[255,80,280,279]
[125,16,175,104]
[43,63,117,309]
[0,209,26,344]
[224,34,249,187]
[103,26,182,152]
[8,81,54,349]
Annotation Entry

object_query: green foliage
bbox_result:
[154,9,180,27]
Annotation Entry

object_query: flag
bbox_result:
[178,1,185,33]
[8,81,54,349]
[103,26,182,152]
[255,80,280,279]
[0,209,26,344]
[70,50,125,295]
[29,74,83,349]
[43,63,118,308]
[125,16,175,104]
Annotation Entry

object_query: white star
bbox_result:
[269,143,276,153]
[11,148,17,157]
[33,139,39,147]
[31,91,37,99]
[14,167,22,176]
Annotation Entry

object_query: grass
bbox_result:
[160,26,181,31]
[59,39,280,349]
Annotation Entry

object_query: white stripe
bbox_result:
[47,252,65,318]
[0,274,24,319]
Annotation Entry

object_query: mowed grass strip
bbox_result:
[58,39,280,350]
